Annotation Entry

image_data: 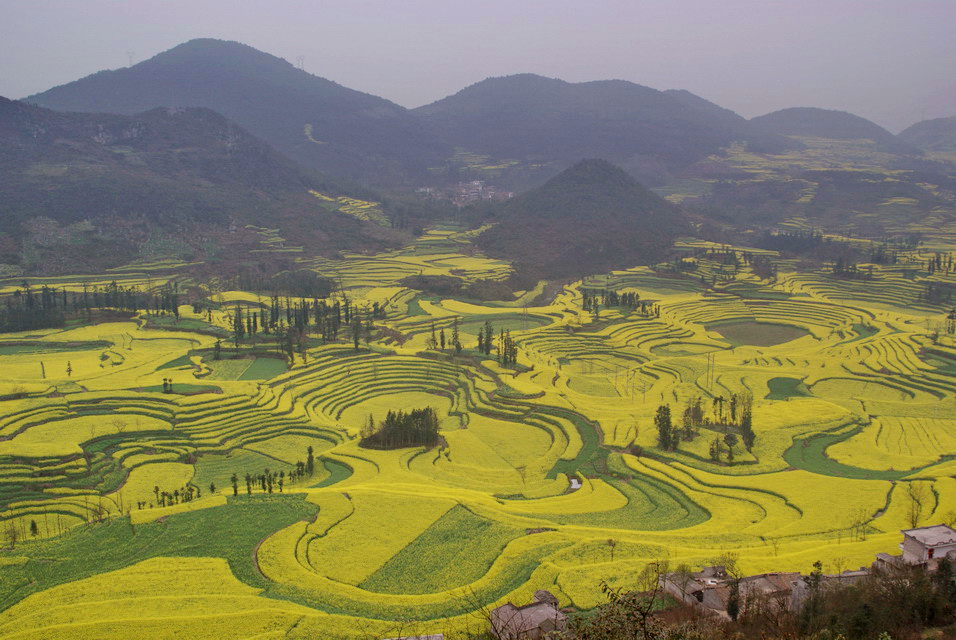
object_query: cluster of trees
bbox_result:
[227,294,385,359]
[581,288,641,310]
[921,282,956,305]
[655,393,755,463]
[795,560,956,640]
[926,252,955,275]
[426,318,463,354]
[476,320,496,356]
[359,408,440,450]
[459,320,519,365]
[868,244,901,265]
[233,269,336,298]
[756,230,836,254]
[496,330,519,366]
[831,257,875,280]
[747,254,778,281]
[0,281,182,333]
[233,445,320,495]
[654,404,679,451]
[581,288,658,317]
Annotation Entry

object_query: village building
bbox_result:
[660,567,800,619]
[874,524,956,570]
[490,590,567,640]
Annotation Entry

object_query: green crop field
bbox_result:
[0,224,955,639]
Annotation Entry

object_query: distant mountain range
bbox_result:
[10,37,955,275]
[0,96,406,273]
[21,37,886,190]
[412,73,796,186]
[25,39,449,187]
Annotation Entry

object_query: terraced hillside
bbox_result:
[0,226,955,639]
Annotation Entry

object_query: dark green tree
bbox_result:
[655,404,674,451]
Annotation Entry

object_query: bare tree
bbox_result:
[671,562,696,602]
[831,555,849,575]
[851,507,870,541]
[906,481,931,529]
[607,538,618,562]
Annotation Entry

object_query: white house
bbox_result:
[899,524,956,568]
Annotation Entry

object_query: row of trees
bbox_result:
[0,281,182,333]
[232,445,321,495]
[426,318,463,354]
[228,295,385,347]
[227,295,385,360]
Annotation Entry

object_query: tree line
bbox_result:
[226,294,387,361]
[0,281,182,333]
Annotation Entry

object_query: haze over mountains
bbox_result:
[899,116,956,154]
[27,38,947,190]
[25,39,449,187]
[750,107,914,153]
[8,37,955,276]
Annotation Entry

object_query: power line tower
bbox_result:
[295,55,305,71]
[126,51,135,67]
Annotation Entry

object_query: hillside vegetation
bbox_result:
[26,38,449,185]
[477,159,689,279]
[0,97,421,274]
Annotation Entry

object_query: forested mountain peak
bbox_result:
[25,38,447,185]
[750,107,902,146]
[476,159,688,280]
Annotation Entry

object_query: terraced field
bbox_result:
[0,229,955,638]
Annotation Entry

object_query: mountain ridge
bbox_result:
[0,95,406,274]
[26,38,449,186]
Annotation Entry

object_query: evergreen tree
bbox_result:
[724,433,738,463]
[452,317,462,354]
[655,404,674,451]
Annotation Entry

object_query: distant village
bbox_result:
[416,181,515,207]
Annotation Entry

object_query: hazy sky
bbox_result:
[2,0,953,132]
